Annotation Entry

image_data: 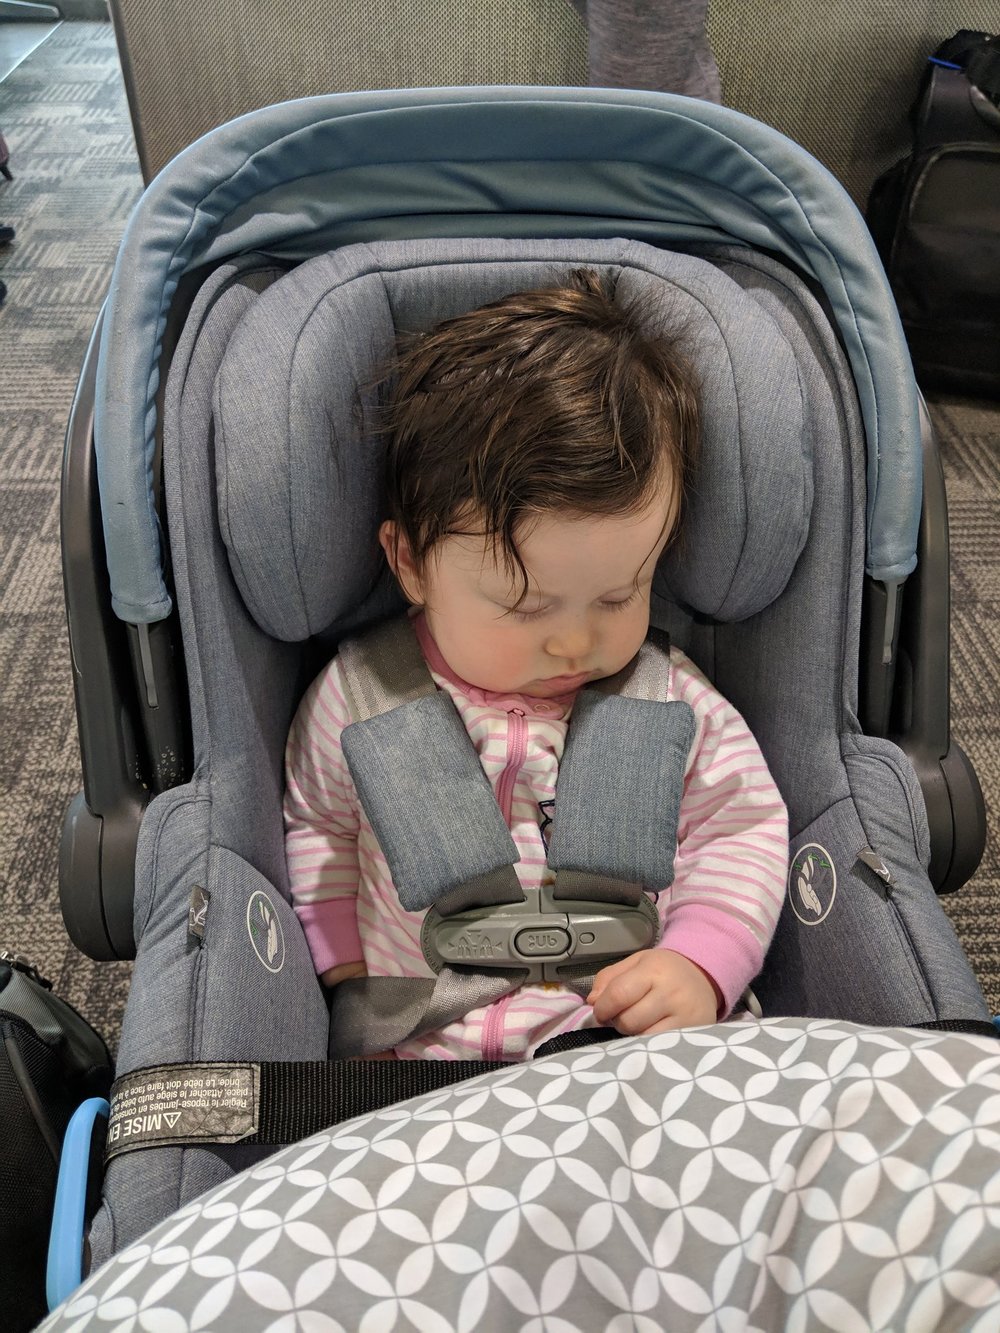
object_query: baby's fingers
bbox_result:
[640,1014,689,1037]
[588,953,640,1005]
[605,991,676,1036]
[589,968,651,1024]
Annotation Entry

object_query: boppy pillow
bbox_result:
[212,236,811,642]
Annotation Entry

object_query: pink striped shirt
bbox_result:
[284,614,788,1059]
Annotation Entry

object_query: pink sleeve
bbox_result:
[283,660,365,974]
[658,652,789,1016]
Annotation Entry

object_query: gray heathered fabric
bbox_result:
[90,263,331,1267]
[576,0,722,101]
[212,237,811,641]
[342,692,521,914]
[548,693,695,888]
[93,235,990,1271]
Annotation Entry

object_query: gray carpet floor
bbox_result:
[1,22,999,1056]
[0,21,141,1045]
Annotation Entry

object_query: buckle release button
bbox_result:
[513,926,572,958]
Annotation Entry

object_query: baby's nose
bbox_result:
[545,620,594,662]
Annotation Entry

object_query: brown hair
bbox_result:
[381,268,699,600]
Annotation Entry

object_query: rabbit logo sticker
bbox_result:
[789,844,836,925]
[247,890,285,972]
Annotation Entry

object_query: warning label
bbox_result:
[105,1063,259,1162]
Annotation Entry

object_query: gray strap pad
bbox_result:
[341,692,521,913]
[548,690,696,889]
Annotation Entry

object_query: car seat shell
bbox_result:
[55,86,990,1266]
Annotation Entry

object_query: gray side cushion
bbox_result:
[213,235,811,640]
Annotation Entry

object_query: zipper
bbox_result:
[0,950,52,989]
[483,707,528,1058]
[495,707,527,824]
[482,992,515,1061]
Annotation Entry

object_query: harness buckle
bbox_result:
[421,884,659,984]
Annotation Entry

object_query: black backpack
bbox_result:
[0,953,113,1330]
[866,30,1000,397]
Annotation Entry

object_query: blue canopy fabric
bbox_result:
[94,85,920,624]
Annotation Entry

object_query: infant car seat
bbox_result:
[57,87,990,1266]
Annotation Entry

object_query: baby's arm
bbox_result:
[589,651,788,1032]
[321,960,368,986]
[284,662,367,985]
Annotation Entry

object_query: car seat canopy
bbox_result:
[94,88,922,626]
[213,236,812,641]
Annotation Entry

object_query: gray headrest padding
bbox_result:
[213,236,810,641]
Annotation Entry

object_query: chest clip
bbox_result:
[421,884,659,984]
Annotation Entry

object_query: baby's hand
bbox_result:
[588,949,720,1035]
[321,960,367,987]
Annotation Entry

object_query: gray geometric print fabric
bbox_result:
[44,1018,1000,1331]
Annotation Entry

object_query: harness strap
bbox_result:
[547,688,695,900]
[327,971,521,1058]
[595,624,674,702]
[338,613,439,718]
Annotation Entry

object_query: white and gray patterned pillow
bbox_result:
[44,1018,1000,1331]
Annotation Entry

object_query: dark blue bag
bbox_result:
[866,30,1000,396]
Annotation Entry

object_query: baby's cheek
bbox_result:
[502,634,537,675]
[480,629,533,680]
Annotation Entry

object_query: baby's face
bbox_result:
[389,495,674,697]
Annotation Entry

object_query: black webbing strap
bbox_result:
[913,1018,1000,1041]
[253,1058,510,1142]
[532,1026,620,1058]
[104,1030,619,1163]
[105,1058,504,1162]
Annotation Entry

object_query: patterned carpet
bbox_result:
[934,397,1000,1000]
[0,22,141,1045]
[0,22,998,1057]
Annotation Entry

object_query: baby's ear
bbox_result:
[379,520,422,604]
